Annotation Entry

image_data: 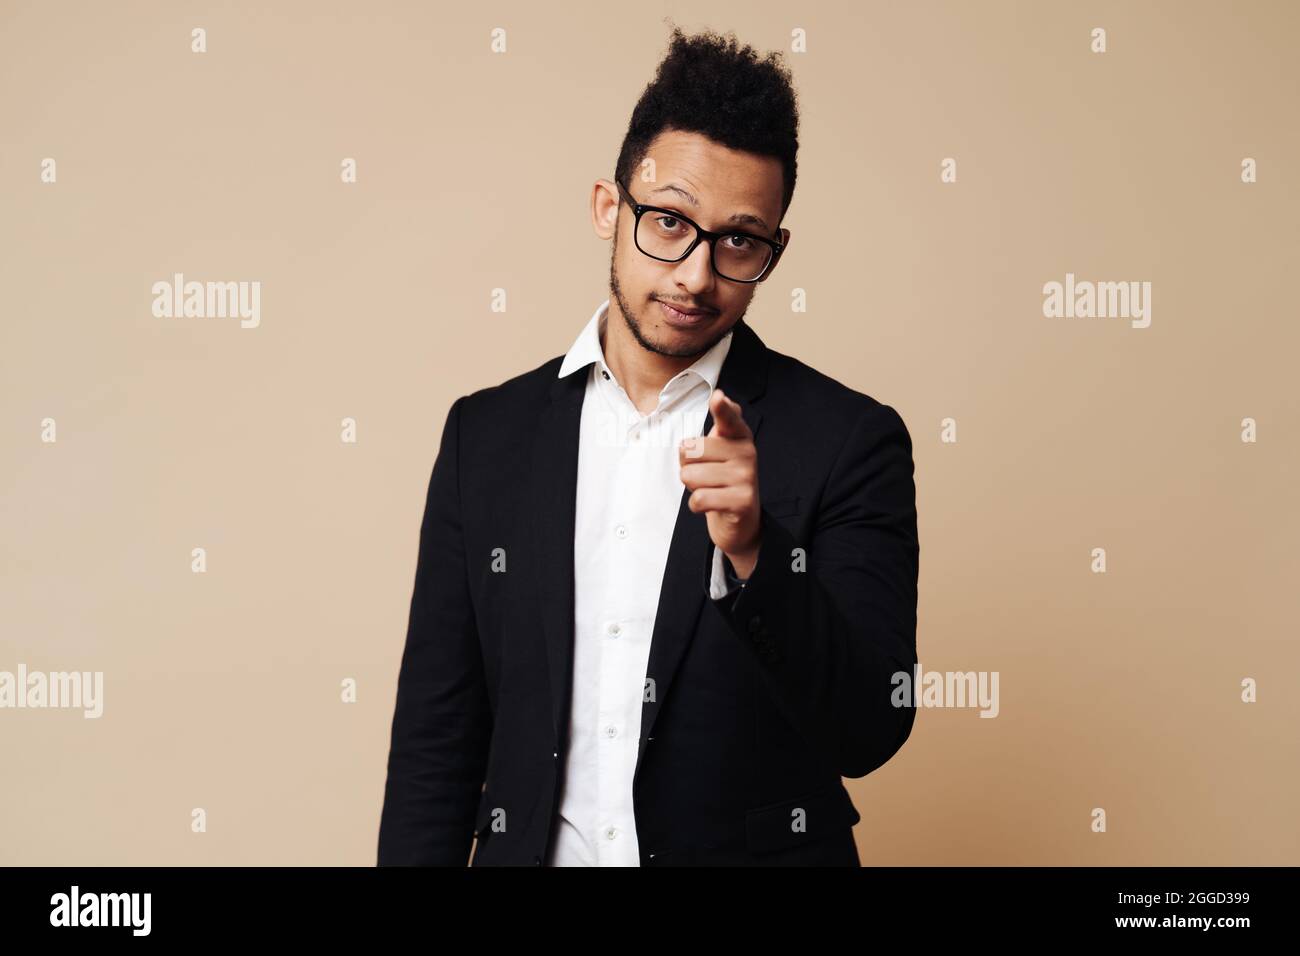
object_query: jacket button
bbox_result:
[534,855,542,865]
[747,616,763,635]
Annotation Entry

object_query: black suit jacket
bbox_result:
[377,316,919,866]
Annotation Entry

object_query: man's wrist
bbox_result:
[724,547,758,581]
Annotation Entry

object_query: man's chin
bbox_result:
[648,323,728,359]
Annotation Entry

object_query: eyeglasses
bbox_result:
[615,180,784,283]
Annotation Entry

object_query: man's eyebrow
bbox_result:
[649,183,771,232]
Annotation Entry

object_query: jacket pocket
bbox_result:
[745,783,860,855]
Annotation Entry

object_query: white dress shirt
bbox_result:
[546,298,740,866]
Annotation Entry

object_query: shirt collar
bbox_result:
[557,298,733,396]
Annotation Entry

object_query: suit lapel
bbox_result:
[531,369,586,743]
[530,317,771,767]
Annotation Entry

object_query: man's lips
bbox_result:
[654,298,716,319]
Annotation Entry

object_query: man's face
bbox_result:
[594,129,791,360]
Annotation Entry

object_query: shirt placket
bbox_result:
[595,376,645,864]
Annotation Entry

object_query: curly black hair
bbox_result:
[614,24,801,224]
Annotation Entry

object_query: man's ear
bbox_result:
[590,179,620,240]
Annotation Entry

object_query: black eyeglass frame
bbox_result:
[615,179,785,284]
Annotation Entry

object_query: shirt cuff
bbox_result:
[708,544,747,600]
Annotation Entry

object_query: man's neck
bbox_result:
[601,308,699,415]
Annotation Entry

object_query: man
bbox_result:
[377,26,918,867]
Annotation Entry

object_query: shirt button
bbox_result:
[615,524,628,539]
[604,725,618,738]
[605,827,618,840]
[606,622,621,637]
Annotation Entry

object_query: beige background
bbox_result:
[1,0,1297,865]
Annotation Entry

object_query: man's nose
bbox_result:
[672,240,718,292]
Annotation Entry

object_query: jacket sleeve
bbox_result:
[703,401,919,779]
[377,395,493,865]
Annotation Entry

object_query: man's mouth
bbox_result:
[655,298,717,325]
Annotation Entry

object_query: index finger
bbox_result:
[708,389,752,441]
